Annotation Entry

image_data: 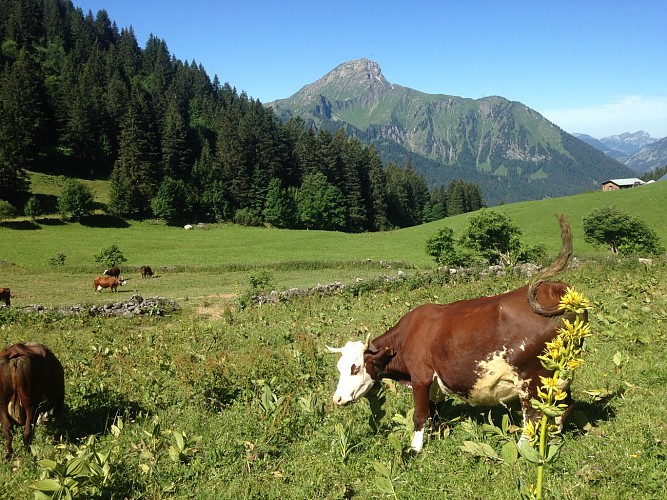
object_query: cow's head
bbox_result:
[327,333,395,406]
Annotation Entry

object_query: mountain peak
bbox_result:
[287,58,393,104]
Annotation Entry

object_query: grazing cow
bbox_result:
[140,265,154,279]
[327,214,578,452]
[93,276,125,292]
[103,266,121,278]
[0,342,65,458]
[0,288,10,307]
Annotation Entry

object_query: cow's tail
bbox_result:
[528,214,573,317]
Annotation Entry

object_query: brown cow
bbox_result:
[0,288,10,307]
[93,276,125,292]
[140,266,153,278]
[327,214,578,452]
[103,266,121,278]
[0,342,65,458]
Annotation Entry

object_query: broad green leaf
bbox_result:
[37,459,58,470]
[374,477,395,495]
[172,430,184,450]
[65,457,88,476]
[29,479,62,492]
[501,441,518,464]
[546,440,565,463]
[372,460,390,477]
[388,432,403,453]
[517,439,540,464]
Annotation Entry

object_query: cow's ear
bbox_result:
[368,347,395,371]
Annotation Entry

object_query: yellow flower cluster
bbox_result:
[558,286,592,315]
[526,287,592,435]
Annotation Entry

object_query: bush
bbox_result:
[94,244,128,268]
[460,209,522,266]
[58,179,94,221]
[49,252,66,267]
[24,196,42,220]
[0,199,17,220]
[425,227,472,267]
[583,206,664,256]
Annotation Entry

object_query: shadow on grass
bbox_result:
[58,388,147,442]
[426,394,616,438]
[37,217,66,226]
[80,214,129,228]
[0,220,41,230]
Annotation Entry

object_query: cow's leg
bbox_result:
[410,382,431,452]
[0,409,12,459]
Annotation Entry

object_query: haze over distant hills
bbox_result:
[574,131,667,174]
[269,59,635,205]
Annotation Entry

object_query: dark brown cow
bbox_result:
[0,343,65,458]
[140,265,153,278]
[94,276,125,292]
[327,214,578,452]
[0,288,10,307]
[103,266,121,278]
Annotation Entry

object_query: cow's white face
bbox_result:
[327,341,376,405]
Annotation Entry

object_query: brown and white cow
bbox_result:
[327,214,578,452]
[103,266,121,278]
[0,288,10,307]
[140,265,153,278]
[0,342,65,458]
[93,276,125,292]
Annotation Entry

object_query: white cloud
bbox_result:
[542,95,667,139]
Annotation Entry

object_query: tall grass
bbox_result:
[0,258,665,498]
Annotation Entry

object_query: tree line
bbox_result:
[0,0,484,231]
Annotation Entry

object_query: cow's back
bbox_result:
[384,282,569,396]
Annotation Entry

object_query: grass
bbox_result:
[0,179,666,497]
[0,258,665,498]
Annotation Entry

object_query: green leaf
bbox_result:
[545,440,565,463]
[612,351,623,367]
[388,432,403,454]
[65,457,88,476]
[460,441,499,460]
[501,441,518,464]
[172,430,184,450]
[37,459,59,471]
[372,460,391,477]
[29,479,62,492]
[517,439,540,464]
[374,476,395,495]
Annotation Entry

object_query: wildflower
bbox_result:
[559,287,592,315]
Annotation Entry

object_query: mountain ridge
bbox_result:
[269,59,635,205]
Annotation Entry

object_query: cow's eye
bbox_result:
[351,364,360,375]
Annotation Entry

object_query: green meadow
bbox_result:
[0,179,666,498]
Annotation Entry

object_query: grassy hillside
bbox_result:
[0,174,666,498]
[0,259,665,498]
[1,179,665,308]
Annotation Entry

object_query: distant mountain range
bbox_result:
[574,131,667,174]
[268,59,635,206]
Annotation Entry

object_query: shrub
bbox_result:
[24,196,42,220]
[94,244,127,268]
[0,199,17,220]
[425,226,472,267]
[583,206,664,255]
[49,252,66,267]
[460,209,523,266]
[58,179,94,221]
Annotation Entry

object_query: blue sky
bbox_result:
[75,0,667,139]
